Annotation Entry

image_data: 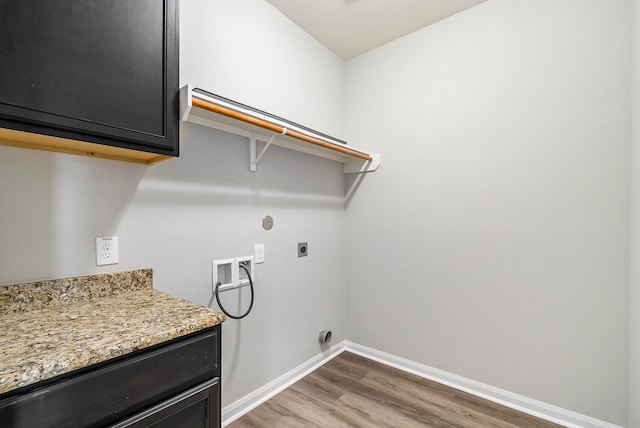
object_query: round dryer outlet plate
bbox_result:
[262,215,274,230]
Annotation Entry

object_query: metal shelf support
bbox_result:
[249,128,287,172]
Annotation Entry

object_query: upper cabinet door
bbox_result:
[0,0,179,156]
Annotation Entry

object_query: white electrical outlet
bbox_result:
[255,244,265,264]
[96,236,119,266]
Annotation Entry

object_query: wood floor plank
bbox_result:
[289,371,345,406]
[336,391,443,428]
[450,393,558,428]
[320,352,372,381]
[292,385,398,428]
[339,353,559,428]
[227,352,564,428]
[359,369,525,428]
[238,400,305,428]
[313,362,465,426]
[277,388,354,428]
[340,353,458,398]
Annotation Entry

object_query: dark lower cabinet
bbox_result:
[112,379,219,428]
[0,326,221,428]
[0,0,179,157]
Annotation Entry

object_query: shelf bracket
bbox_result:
[344,153,382,174]
[249,128,287,172]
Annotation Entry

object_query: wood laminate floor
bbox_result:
[227,352,563,428]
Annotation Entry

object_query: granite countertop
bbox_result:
[0,269,225,396]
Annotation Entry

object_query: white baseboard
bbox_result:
[346,341,622,428]
[222,340,348,426]
[222,340,622,428]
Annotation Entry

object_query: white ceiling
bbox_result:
[265,0,488,60]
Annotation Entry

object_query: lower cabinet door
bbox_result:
[111,378,220,428]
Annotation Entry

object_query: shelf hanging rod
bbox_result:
[191,97,372,161]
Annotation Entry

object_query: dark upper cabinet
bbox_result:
[0,0,179,159]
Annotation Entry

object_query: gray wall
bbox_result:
[181,0,344,136]
[178,0,348,403]
[0,0,634,425]
[344,0,630,425]
[0,0,347,409]
[631,0,640,426]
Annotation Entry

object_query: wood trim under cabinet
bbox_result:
[0,128,172,165]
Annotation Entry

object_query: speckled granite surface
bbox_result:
[0,269,225,395]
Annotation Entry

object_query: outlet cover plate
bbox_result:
[298,242,308,257]
[255,244,265,264]
[96,236,119,266]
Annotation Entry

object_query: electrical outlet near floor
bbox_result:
[96,236,119,266]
